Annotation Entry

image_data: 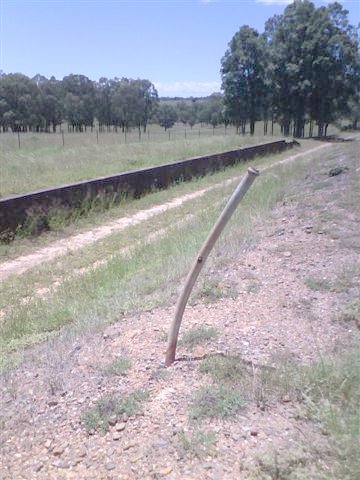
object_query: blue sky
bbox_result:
[1,0,359,97]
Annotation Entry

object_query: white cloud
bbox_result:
[154,81,221,97]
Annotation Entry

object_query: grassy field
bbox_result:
[0,122,287,197]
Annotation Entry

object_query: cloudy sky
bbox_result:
[1,0,359,97]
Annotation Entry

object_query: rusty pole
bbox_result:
[165,167,260,366]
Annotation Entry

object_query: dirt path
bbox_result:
[1,140,358,479]
[0,143,331,281]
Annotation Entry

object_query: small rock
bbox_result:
[34,462,44,472]
[283,251,292,258]
[130,454,143,463]
[52,460,69,469]
[48,400,58,407]
[105,462,116,470]
[53,446,64,457]
[282,394,291,403]
[78,448,87,458]
[108,416,117,426]
[156,438,168,447]
[250,430,258,437]
[116,422,126,432]
[123,440,136,451]
[107,449,115,457]
[44,440,52,449]
[159,466,173,476]
[113,433,121,441]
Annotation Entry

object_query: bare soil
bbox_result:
[1,142,358,479]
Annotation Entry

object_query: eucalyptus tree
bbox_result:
[176,101,191,125]
[264,0,316,137]
[264,0,359,137]
[95,77,114,131]
[0,73,42,131]
[197,94,224,128]
[306,2,360,136]
[61,74,96,131]
[157,104,178,131]
[135,78,158,132]
[34,75,63,132]
[221,25,267,135]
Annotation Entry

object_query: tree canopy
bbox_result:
[222,0,360,137]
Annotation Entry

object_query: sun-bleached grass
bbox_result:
[0,122,283,197]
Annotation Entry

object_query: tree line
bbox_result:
[0,70,227,134]
[221,0,360,137]
[0,74,160,134]
[1,1,359,138]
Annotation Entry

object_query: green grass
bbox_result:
[82,389,148,433]
[340,298,360,328]
[194,349,360,479]
[199,354,248,384]
[251,350,360,480]
[100,356,131,377]
[189,384,246,420]
[0,122,283,197]
[177,429,217,458]
[179,325,218,350]
[304,276,332,292]
[193,277,238,303]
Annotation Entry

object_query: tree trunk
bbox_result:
[250,120,255,136]
[318,122,324,137]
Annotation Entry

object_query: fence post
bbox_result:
[18,131,21,149]
[96,130,99,144]
[62,131,65,147]
[165,167,260,366]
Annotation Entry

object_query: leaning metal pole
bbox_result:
[165,167,260,366]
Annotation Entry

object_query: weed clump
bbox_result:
[190,385,246,420]
[179,325,218,350]
[82,390,148,433]
[101,356,131,377]
[177,429,217,458]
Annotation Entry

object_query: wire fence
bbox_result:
[0,122,283,152]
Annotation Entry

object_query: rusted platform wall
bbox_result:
[0,140,293,237]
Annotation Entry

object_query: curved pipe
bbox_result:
[165,167,260,366]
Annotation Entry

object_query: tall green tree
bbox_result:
[0,73,42,131]
[307,2,360,136]
[157,104,178,131]
[265,0,360,137]
[61,74,96,131]
[265,0,316,137]
[34,75,63,132]
[221,25,267,135]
